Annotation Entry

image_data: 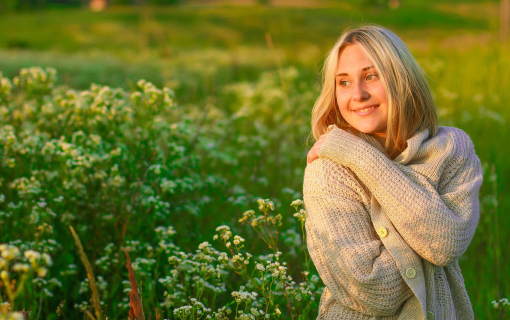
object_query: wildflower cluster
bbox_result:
[290,199,310,271]
[0,68,236,316]
[0,73,12,103]
[210,200,322,319]
[0,302,25,320]
[161,240,227,312]
[238,199,282,253]
[290,200,305,223]
[0,244,53,313]
[173,298,214,319]
[492,297,510,317]
[12,67,57,97]
[0,68,324,318]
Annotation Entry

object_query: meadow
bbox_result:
[0,0,509,319]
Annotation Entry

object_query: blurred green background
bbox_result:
[0,0,509,318]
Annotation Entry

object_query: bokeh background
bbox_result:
[0,0,509,319]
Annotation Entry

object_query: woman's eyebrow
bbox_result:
[335,65,375,77]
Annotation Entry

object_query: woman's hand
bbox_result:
[307,132,329,163]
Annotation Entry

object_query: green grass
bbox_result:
[0,4,490,53]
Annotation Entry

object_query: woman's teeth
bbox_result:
[357,106,377,112]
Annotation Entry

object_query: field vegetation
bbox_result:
[0,0,509,319]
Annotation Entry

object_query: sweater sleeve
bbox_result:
[303,158,412,316]
[318,126,483,267]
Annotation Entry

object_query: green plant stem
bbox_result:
[151,253,162,316]
[252,225,272,249]
[84,310,96,320]
[35,290,43,320]
[177,267,191,305]
[236,266,278,310]
[281,280,295,320]
[12,273,28,302]
[491,165,501,299]
[259,220,277,253]
[2,277,15,307]
[300,222,310,271]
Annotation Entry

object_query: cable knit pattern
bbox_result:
[303,126,482,320]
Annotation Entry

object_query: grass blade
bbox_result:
[69,226,103,320]
[125,249,144,320]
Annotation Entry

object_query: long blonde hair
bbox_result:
[311,25,438,158]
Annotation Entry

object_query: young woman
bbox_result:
[304,25,483,320]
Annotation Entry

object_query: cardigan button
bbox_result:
[377,227,388,238]
[327,124,335,132]
[427,311,434,319]
[405,268,416,279]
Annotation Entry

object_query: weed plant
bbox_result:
[0,68,324,319]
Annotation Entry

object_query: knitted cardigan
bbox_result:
[303,125,483,320]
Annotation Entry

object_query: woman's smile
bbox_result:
[351,104,380,115]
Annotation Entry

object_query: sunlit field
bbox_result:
[0,1,509,319]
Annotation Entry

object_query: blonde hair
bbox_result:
[311,24,438,159]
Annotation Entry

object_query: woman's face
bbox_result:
[335,44,389,139]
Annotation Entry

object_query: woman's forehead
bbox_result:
[336,44,374,73]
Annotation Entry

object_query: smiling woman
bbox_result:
[334,44,389,145]
[309,25,437,160]
[304,25,483,320]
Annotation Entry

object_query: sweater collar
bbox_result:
[358,129,430,165]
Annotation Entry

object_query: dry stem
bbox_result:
[69,226,103,320]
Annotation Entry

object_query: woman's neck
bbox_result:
[372,133,386,148]
[371,133,402,160]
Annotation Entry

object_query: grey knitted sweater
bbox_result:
[303,126,483,320]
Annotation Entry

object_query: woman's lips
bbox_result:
[353,105,379,116]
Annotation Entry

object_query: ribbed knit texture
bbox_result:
[303,126,483,320]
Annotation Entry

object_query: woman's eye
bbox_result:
[338,80,351,87]
[366,73,379,81]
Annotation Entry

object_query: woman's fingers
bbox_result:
[306,147,317,163]
[307,133,329,163]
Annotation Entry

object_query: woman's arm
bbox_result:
[318,126,483,267]
[304,158,412,316]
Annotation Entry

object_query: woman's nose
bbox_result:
[352,81,370,102]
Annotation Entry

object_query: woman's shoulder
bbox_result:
[431,127,483,194]
[424,127,481,187]
[434,126,476,157]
